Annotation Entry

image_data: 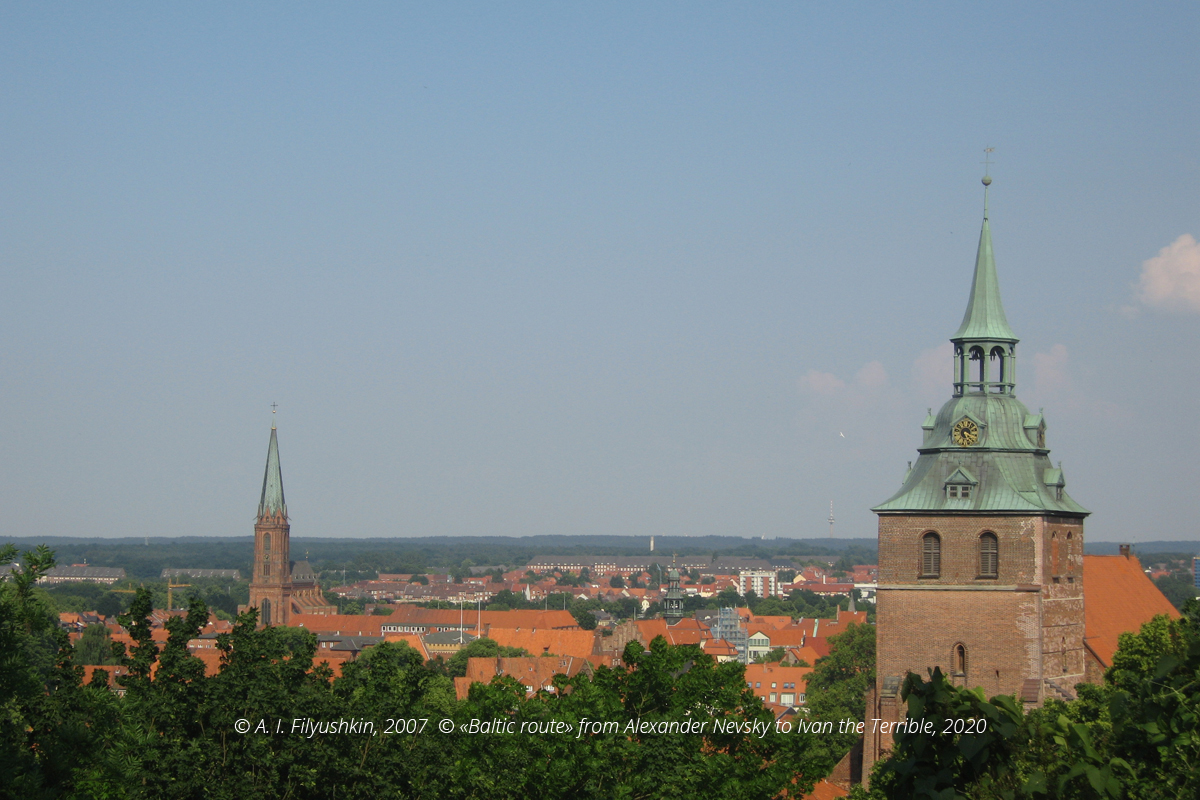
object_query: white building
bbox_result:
[737,570,778,597]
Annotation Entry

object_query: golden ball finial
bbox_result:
[982,175,992,186]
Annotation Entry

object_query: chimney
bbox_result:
[1119,544,1131,559]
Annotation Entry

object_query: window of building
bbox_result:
[263,533,271,553]
[947,484,972,499]
[955,643,967,677]
[771,682,777,689]
[921,533,941,578]
[979,533,999,578]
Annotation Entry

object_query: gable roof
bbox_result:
[945,466,977,485]
[382,633,429,660]
[1083,554,1180,668]
[290,614,384,637]
[487,628,596,659]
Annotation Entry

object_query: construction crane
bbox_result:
[166,581,191,613]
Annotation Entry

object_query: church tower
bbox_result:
[248,422,292,626]
[864,175,1089,769]
[663,556,685,621]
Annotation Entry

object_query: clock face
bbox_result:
[952,418,979,447]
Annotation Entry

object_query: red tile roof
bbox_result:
[382,633,429,660]
[290,614,385,637]
[1083,554,1179,668]
[487,628,597,659]
[456,655,592,699]
[804,779,849,799]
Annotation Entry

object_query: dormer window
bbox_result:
[944,467,977,501]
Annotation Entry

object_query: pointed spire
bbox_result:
[258,426,286,520]
[952,175,1017,342]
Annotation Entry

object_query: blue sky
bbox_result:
[2,3,1197,542]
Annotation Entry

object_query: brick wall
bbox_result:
[872,512,1088,761]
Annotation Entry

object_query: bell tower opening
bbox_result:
[866,169,1090,781]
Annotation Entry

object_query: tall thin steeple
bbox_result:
[951,173,1019,396]
[258,424,287,521]
[953,175,1017,343]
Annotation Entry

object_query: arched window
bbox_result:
[263,533,271,553]
[979,532,999,578]
[955,643,968,677]
[921,533,941,578]
[990,346,1007,390]
[261,598,272,626]
[969,347,985,388]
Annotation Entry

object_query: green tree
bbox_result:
[716,586,743,608]
[571,607,597,630]
[1153,574,1198,612]
[806,622,875,721]
[753,647,787,663]
[74,624,119,666]
[865,605,1200,800]
[443,637,532,678]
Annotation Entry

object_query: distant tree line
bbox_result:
[5,535,878,582]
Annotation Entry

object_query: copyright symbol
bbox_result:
[438,718,454,734]
[234,719,251,734]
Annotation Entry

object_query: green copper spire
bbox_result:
[952,177,1017,343]
[874,171,1088,517]
[258,425,287,520]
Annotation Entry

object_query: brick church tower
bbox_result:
[243,420,337,626]
[864,176,1089,770]
[248,421,292,626]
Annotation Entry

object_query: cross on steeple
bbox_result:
[982,146,995,176]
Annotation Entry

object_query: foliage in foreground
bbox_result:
[1,544,868,800]
[863,602,1200,800]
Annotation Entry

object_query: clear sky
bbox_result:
[2,4,1197,543]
